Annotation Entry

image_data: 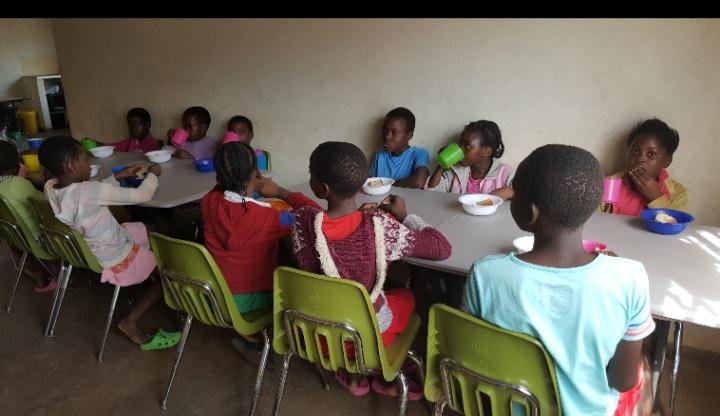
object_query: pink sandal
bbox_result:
[34,278,58,293]
[334,368,370,397]
[371,376,424,401]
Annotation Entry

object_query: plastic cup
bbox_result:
[602,177,622,203]
[438,143,464,169]
[82,138,98,151]
[222,131,240,144]
[21,154,41,172]
[170,128,189,147]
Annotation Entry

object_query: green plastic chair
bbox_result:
[425,304,562,416]
[0,194,57,313]
[148,232,272,416]
[27,196,123,361]
[271,266,424,416]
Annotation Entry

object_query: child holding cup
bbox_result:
[221,115,269,171]
[167,106,217,160]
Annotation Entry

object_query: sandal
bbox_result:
[33,278,58,293]
[140,330,181,351]
[371,376,424,401]
[334,368,370,397]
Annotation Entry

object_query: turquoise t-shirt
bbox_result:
[369,146,429,181]
[462,253,655,416]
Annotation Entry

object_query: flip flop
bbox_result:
[334,368,370,397]
[140,330,181,351]
[33,278,58,293]
[371,376,424,401]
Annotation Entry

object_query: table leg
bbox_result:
[651,319,670,405]
[668,321,684,416]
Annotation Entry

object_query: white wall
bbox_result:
[0,19,59,97]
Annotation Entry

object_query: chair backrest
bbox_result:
[28,195,102,273]
[148,232,271,335]
[425,304,562,416]
[273,266,390,375]
[0,194,33,253]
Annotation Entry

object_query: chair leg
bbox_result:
[315,362,330,391]
[98,285,121,362]
[406,350,431,414]
[397,371,410,416]
[248,328,271,416]
[161,314,193,410]
[432,398,447,416]
[45,263,72,338]
[6,251,27,314]
[271,351,294,416]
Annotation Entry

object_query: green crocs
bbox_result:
[140,330,181,351]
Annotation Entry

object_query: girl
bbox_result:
[427,120,514,199]
[38,136,180,350]
[223,115,269,171]
[200,141,318,358]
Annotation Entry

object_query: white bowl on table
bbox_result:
[145,149,173,163]
[89,146,115,159]
[512,235,534,254]
[362,177,394,195]
[458,193,503,216]
[90,164,100,178]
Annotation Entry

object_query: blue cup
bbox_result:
[27,138,44,150]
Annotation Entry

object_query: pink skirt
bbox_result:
[100,222,156,287]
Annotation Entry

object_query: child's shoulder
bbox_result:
[471,253,513,270]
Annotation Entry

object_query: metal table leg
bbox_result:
[668,321,684,416]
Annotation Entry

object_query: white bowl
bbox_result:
[89,146,114,159]
[513,236,534,254]
[145,149,173,163]
[90,164,100,178]
[458,193,503,216]
[362,177,394,195]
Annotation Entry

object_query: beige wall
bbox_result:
[0,19,59,97]
[51,19,720,226]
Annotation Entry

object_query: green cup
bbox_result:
[7,130,22,147]
[438,142,464,169]
[82,138,98,151]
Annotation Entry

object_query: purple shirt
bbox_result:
[181,136,216,160]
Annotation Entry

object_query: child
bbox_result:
[224,115,268,171]
[0,140,57,291]
[38,136,180,350]
[292,141,451,398]
[462,144,654,415]
[368,107,430,189]
[168,106,216,160]
[427,120,514,199]
[602,118,686,216]
[112,108,161,153]
[201,141,319,358]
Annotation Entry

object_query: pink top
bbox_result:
[113,134,161,154]
[613,169,671,217]
[463,162,513,194]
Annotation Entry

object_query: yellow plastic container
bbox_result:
[21,153,41,172]
[17,110,39,135]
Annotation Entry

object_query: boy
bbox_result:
[369,107,430,189]
[112,108,161,153]
[292,141,451,398]
[168,106,216,160]
[462,144,654,415]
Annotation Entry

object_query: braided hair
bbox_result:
[214,141,257,195]
[464,120,505,159]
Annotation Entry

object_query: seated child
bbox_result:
[292,141,452,398]
[462,144,654,415]
[369,107,430,189]
[111,108,162,153]
[427,120,514,199]
[38,136,180,350]
[201,141,319,357]
[602,118,686,216]
[168,106,216,160]
[224,115,268,171]
[0,140,57,291]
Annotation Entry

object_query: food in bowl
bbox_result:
[476,198,495,207]
[458,194,503,216]
[145,149,173,163]
[89,146,114,159]
[362,177,394,195]
[367,179,384,187]
[654,212,677,224]
[640,208,694,235]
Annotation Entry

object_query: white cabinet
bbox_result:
[21,75,65,130]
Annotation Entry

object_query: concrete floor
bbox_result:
[1,245,719,416]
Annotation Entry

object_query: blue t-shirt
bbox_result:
[369,146,430,181]
[462,253,655,416]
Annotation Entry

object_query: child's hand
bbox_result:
[173,148,194,159]
[359,202,379,212]
[166,128,175,141]
[378,194,407,222]
[257,177,290,200]
[114,165,145,180]
[628,167,663,201]
[148,164,161,177]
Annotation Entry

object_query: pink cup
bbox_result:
[602,177,622,203]
[222,131,240,144]
[582,240,607,253]
[171,128,189,147]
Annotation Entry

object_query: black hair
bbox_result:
[310,141,368,199]
[38,136,84,177]
[227,115,254,133]
[214,141,256,195]
[0,140,20,176]
[386,107,415,132]
[464,120,505,158]
[513,144,602,230]
[183,106,211,127]
[126,107,151,124]
[627,118,680,156]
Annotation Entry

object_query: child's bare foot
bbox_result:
[118,319,150,344]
